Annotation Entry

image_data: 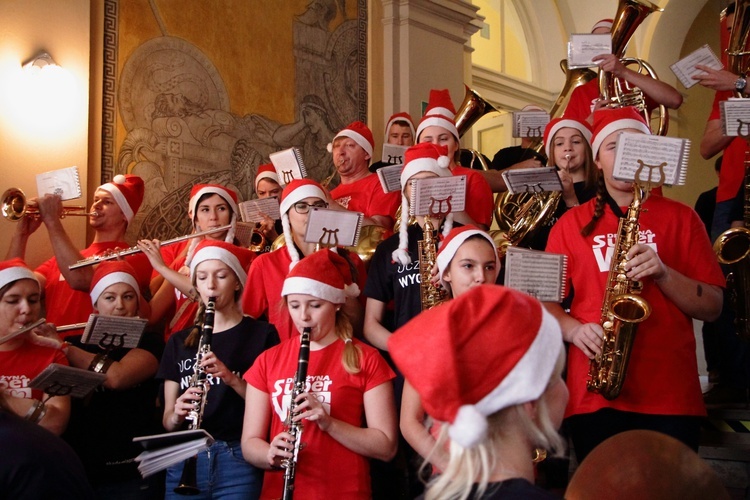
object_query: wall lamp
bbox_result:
[22,51,59,72]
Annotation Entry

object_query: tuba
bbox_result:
[599,0,668,136]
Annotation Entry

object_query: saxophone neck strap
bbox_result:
[604,192,627,219]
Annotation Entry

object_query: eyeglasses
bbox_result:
[292,201,328,214]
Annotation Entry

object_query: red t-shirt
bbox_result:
[562,79,658,124]
[244,336,394,500]
[0,342,69,401]
[708,90,747,203]
[451,165,494,228]
[35,242,152,339]
[546,195,725,418]
[331,173,400,226]
[241,247,367,341]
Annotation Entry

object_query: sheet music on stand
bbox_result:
[409,175,467,217]
[501,167,563,195]
[504,247,568,303]
[612,132,690,186]
[304,207,364,248]
[377,164,403,193]
[36,166,82,201]
[30,363,106,399]
[720,98,750,137]
[567,33,611,69]
[270,147,308,186]
[670,44,723,89]
[235,222,258,248]
[511,111,551,139]
[238,197,281,223]
[80,314,147,350]
[134,429,215,478]
[381,144,408,166]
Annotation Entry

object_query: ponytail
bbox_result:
[580,173,607,237]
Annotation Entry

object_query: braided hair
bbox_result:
[580,172,607,237]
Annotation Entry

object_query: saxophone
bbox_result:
[175,296,216,496]
[586,187,652,400]
[419,215,448,310]
[281,327,311,500]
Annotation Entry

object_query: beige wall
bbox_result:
[0,0,91,267]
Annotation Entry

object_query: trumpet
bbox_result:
[2,187,97,221]
[68,224,233,270]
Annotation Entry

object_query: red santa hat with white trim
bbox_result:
[416,89,459,141]
[185,183,239,266]
[89,260,142,308]
[281,248,359,305]
[189,240,254,300]
[392,142,453,266]
[254,163,280,193]
[388,284,563,449]
[278,179,328,269]
[97,174,144,224]
[591,18,614,33]
[327,120,375,158]
[385,112,416,139]
[435,225,499,290]
[590,107,651,159]
[543,117,593,160]
[0,258,38,292]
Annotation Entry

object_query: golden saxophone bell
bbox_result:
[2,187,96,221]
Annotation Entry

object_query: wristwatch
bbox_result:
[735,76,747,94]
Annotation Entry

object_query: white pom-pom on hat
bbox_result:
[113,174,126,185]
[449,404,489,449]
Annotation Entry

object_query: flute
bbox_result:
[69,225,233,270]
[0,318,45,345]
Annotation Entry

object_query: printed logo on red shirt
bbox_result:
[591,229,657,272]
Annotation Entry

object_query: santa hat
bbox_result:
[89,260,141,307]
[97,174,144,224]
[254,163,280,193]
[590,107,651,159]
[521,104,545,113]
[0,258,38,292]
[393,142,454,266]
[435,225,499,290]
[416,89,459,141]
[279,179,328,268]
[281,248,360,304]
[385,112,416,138]
[543,118,593,160]
[189,240,254,294]
[185,184,240,266]
[327,121,374,158]
[388,284,563,449]
[591,18,614,33]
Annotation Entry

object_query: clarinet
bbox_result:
[175,297,216,496]
[281,327,311,500]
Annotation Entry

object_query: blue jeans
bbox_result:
[165,440,262,500]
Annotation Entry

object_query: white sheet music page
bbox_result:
[381,144,408,166]
[501,167,563,195]
[612,132,690,187]
[504,247,568,303]
[409,175,467,217]
[304,207,364,247]
[81,314,147,349]
[36,166,82,201]
[238,197,281,223]
[567,33,611,69]
[30,363,107,399]
[670,44,723,89]
[269,147,307,186]
[512,111,551,138]
[720,98,750,137]
[377,164,403,193]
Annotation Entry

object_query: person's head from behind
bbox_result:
[436,226,499,297]
[566,430,730,500]
[388,285,567,498]
[278,179,328,266]
[385,112,416,146]
[254,164,282,199]
[89,261,142,318]
[0,259,41,337]
[94,174,145,231]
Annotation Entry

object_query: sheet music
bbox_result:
[409,175,467,217]
[720,98,750,137]
[234,221,258,248]
[377,164,403,193]
[670,44,723,89]
[270,147,307,186]
[80,314,147,350]
[612,132,690,186]
[30,363,106,399]
[512,111,551,138]
[134,430,214,478]
[501,167,563,195]
[304,207,363,247]
[238,197,281,223]
[381,144,408,165]
[504,247,568,303]
[567,33,611,69]
[36,166,82,201]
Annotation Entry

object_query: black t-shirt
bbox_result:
[158,316,279,442]
[694,186,717,237]
[62,330,165,485]
[417,478,557,500]
[491,145,544,171]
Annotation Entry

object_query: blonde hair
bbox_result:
[424,350,567,500]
